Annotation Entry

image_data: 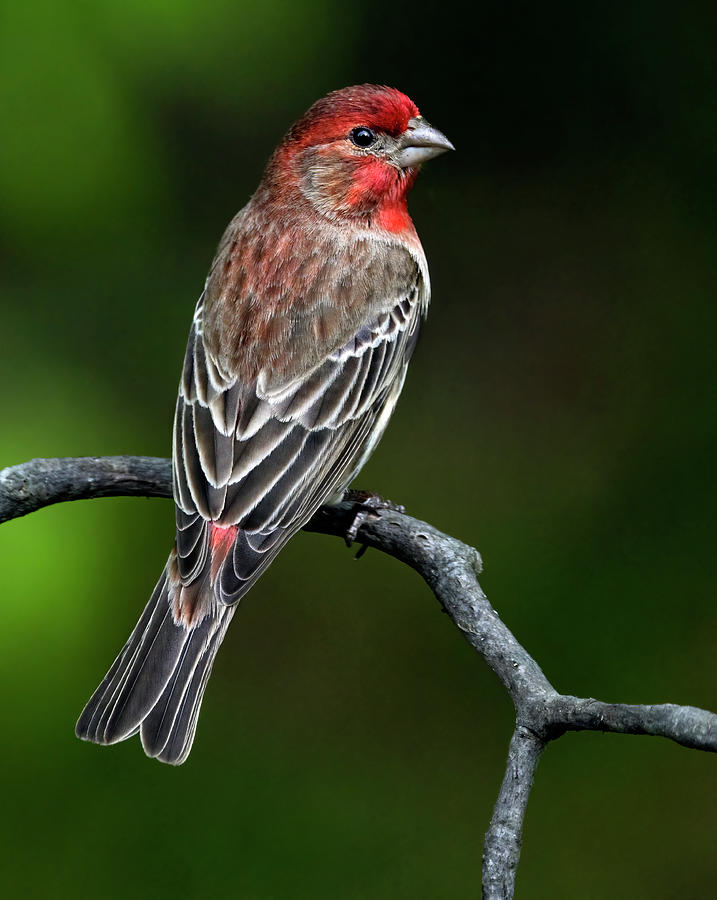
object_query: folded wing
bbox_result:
[174,268,424,607]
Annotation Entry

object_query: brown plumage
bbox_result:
[76,85,453,764]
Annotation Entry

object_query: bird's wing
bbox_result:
[173,267,425,606]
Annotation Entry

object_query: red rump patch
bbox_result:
[210,524,237,583]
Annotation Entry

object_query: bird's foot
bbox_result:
[342,489,407,551]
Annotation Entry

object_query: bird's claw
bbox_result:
[342,489,406,550]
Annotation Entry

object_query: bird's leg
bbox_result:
[342,489,407,551]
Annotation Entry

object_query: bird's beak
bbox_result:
[396,116,455,168]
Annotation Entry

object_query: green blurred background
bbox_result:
[2,2,716,897]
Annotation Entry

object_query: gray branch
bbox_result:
[0,456,171,522]
[1,455,716,898]
[481,726,544,899]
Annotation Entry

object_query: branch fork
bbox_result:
[1,455,715,898]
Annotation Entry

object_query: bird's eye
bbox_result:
[349,127,377,149]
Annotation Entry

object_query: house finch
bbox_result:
[76,84,453,764]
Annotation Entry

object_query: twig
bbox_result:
[1,455,716,898]
[0,456,170,522]
[481,726,544,900]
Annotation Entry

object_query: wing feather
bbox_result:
[173,398,194,513]
[241,429,335,530]
[220,427,310,523]
[172,251,426,609]
[209,382,242,437]
[180,399,212,518]
[175,509,209,584]
[192,400,234,487]
[230,418,294,483]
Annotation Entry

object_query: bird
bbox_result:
[75,84,453,764]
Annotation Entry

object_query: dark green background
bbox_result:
[2,2,716,897]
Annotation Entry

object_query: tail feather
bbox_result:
[140,605,235,764]
[76,562,233,764]
[76,574,174,744]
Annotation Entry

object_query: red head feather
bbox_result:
[285,84,420,149]
[265,85,423,232]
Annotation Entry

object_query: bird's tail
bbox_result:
[75,558,234,765]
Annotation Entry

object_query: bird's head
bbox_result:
[266,85,454,232]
